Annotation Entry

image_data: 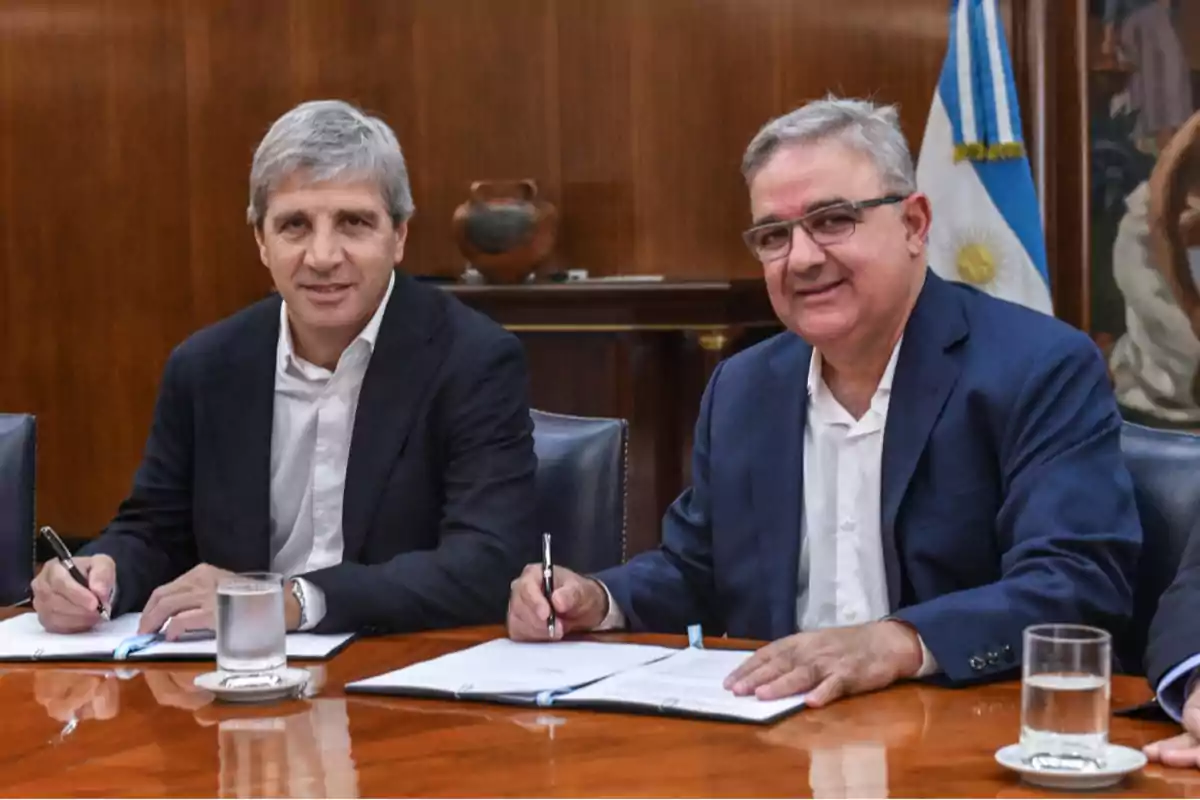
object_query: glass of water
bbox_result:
[1020,624,1112,771]
[217,572,287,676]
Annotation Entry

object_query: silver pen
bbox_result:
[541,533,555,637]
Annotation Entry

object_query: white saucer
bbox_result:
[995,743,1148,790]
[194,667,311,703]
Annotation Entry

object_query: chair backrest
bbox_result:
[0,414,35,605]
[531,409,628,575]
[1119,421,1200,674]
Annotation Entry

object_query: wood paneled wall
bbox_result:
[0,0,1015,535]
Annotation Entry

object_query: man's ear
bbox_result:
[392,220,409,264]
[254,225,270,267]
[902,193,933,255]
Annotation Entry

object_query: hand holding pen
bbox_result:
[506,542,612,642]
[30,526,116,633]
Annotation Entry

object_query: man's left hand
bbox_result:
[1145,681,1200,769]
[138,564,235,638]
[723,621,924,706]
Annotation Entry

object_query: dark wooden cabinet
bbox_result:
[443,280,781,555]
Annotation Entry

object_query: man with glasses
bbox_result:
[507,97,1142,705]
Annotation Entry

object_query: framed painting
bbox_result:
[1086,0,1200,429]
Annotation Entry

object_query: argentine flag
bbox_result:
[915,0,1053,315]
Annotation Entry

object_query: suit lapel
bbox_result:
[752,337,810,640]
[211,298,279,571]
[342,274,449,559]
[879,271,969,609]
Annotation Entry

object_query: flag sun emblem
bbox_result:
[952,229,1006,288]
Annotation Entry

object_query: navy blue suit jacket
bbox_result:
[596,271,1143,684]
[1145,515,1200,710]
[82,272,539,634]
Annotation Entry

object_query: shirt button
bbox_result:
[839,519,855,531]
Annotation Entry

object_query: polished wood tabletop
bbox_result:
[0,615,1195,798]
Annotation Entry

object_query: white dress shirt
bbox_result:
[597,338,936,676]
[796,342,896,631]
[271,272,395,629]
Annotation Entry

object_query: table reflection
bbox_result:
[755,684,1021,799]
[34,670,123,723]
[214,697,358,798]
[1140,764,1200,799]
[27,665,358,798]
[347,694,573,741]
[146,665,358,798]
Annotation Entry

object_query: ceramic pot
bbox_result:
[452,179,558,283]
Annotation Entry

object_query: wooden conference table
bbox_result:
[0,615,1195,798]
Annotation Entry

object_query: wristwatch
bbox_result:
[289,578,309,631]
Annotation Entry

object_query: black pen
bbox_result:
[38,526,110,620]
[542,532,555,637]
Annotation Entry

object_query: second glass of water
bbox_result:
[217,572,287,676]
[1020,624,1111,771]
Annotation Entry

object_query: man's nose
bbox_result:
[785,224,827,274]
[304,224,343,271]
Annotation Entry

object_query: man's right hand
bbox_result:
[1145,680,1200,769]
[31,555,116,633]
[34,671,120,722]
[506,563,609,641]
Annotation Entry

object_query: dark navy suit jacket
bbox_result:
[1145,517,1200,716]
[82,272,539,634]
[597,271,1143,684]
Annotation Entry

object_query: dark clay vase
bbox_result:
[452,179,558,284]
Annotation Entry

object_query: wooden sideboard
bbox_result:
[442,279,782,556]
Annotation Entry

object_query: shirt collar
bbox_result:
[807,335,904,400]
[877,335,903,394]
[277,270,396,373]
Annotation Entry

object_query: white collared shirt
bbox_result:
[598,337,937,676]
[796,341,898,631]
[270,272,395,629]
[799,338,936,675]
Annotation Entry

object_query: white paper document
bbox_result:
[560,647,808,722]
[345,639,807,724]
[0,612,353,661]
[0,613,142,659]
[347,638,678,697]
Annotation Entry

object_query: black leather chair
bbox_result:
[531,409,629,574]
[0,414,36,606]
[1119,421,1200,674]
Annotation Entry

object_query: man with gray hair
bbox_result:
[32,100,539,636]
[508,96,1142,705]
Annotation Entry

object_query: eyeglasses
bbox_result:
[741,194,909,263]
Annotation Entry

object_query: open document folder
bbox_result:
[0,612,354,662]
[344,639,807,724]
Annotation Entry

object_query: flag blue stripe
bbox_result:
[971,158,1050,282]
[938,0,965,147]
[970,0,999,148]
